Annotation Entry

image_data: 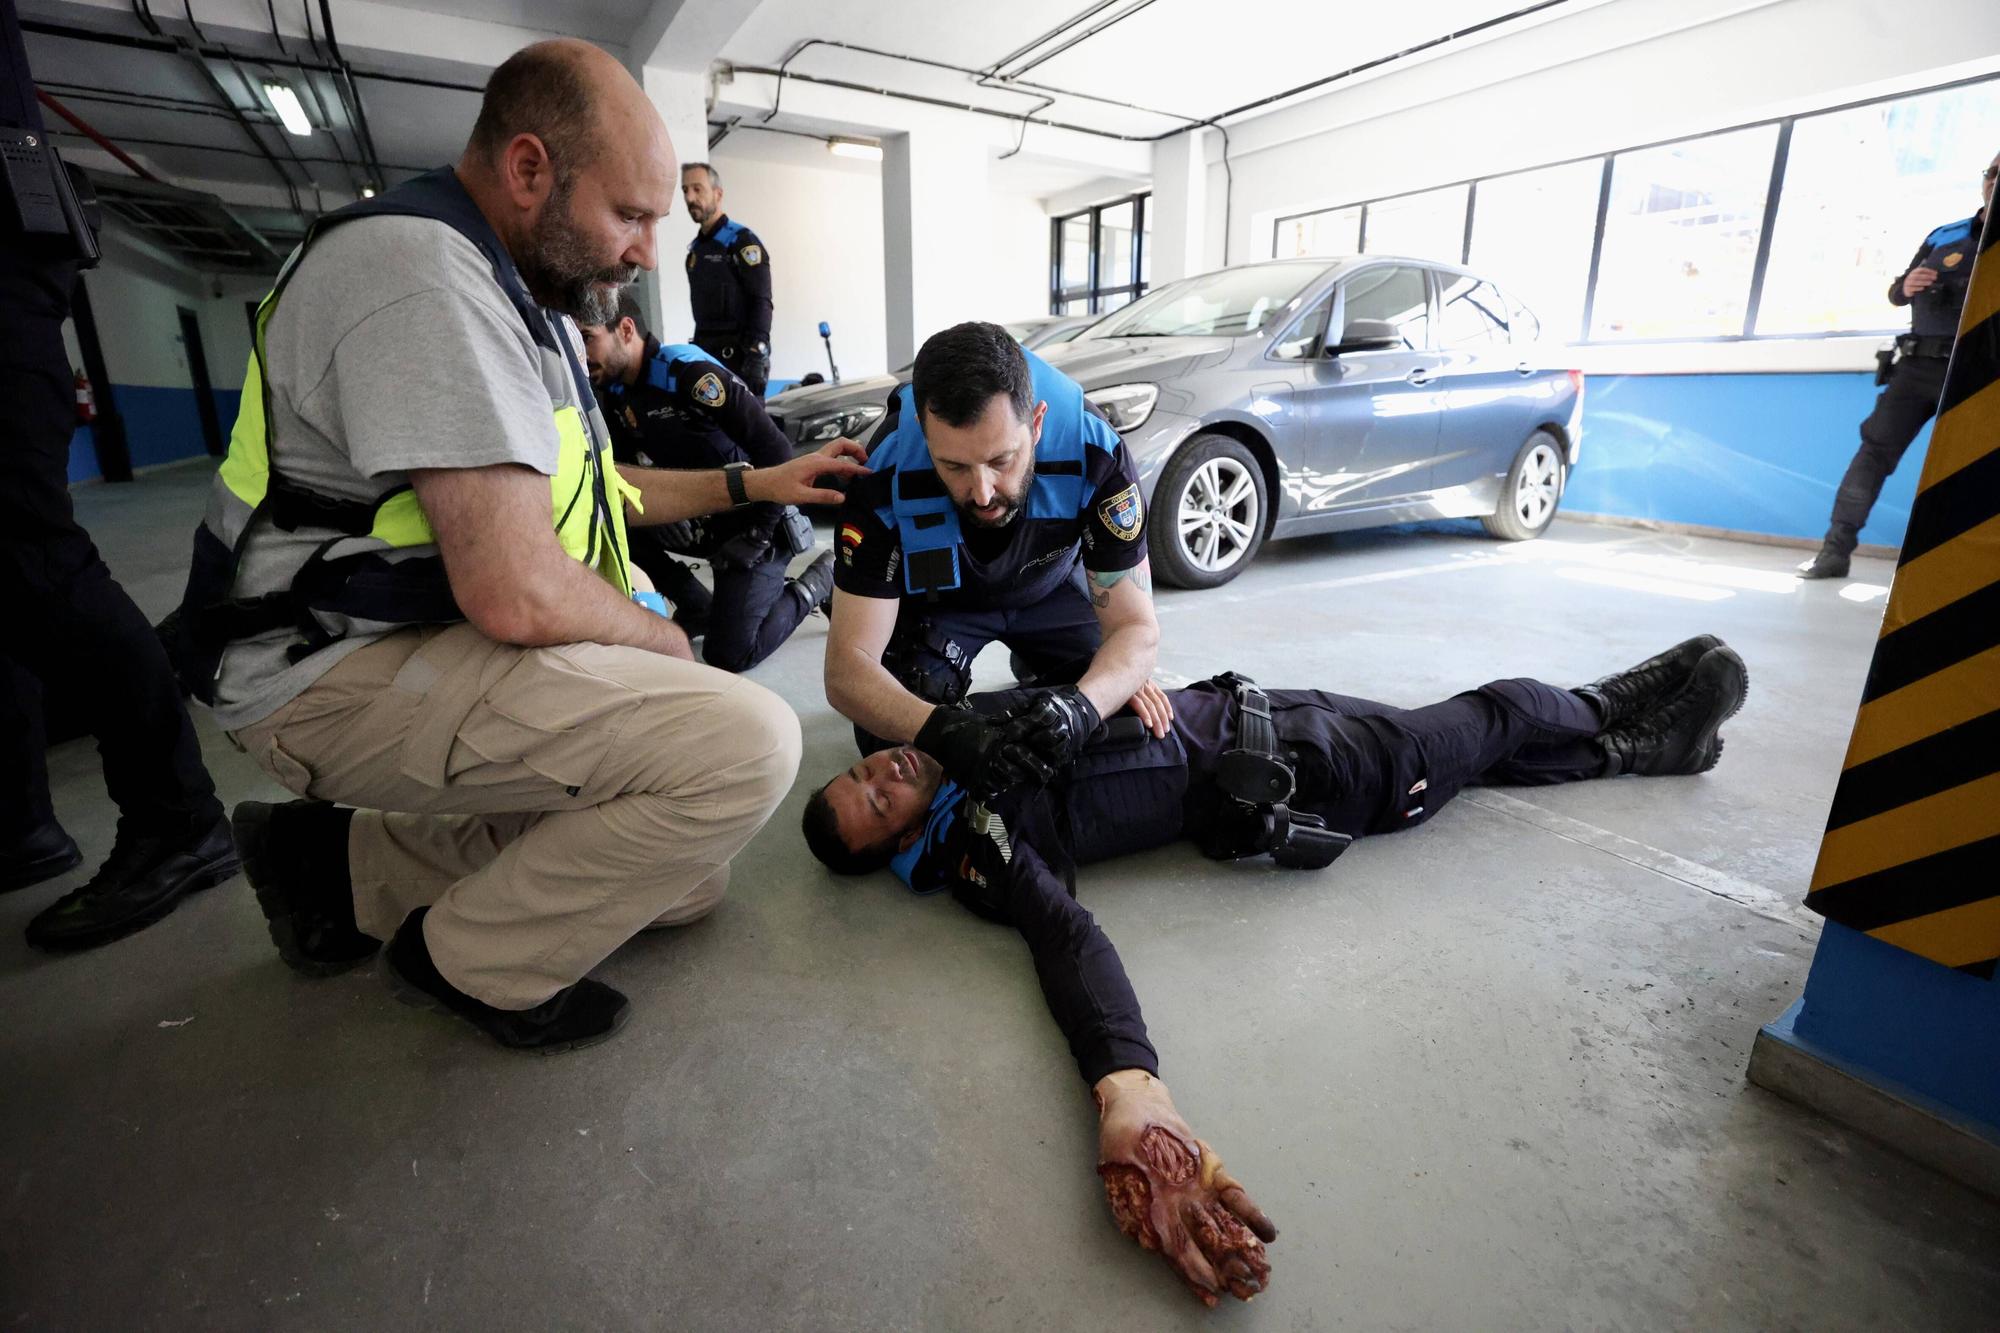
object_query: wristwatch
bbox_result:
[723,461,753,508]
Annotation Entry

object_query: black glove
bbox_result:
[915,705,1041,799]
[1001,686,1102,776]
[739,353,771,396]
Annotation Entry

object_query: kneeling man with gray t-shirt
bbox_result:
[173,40,863,1052]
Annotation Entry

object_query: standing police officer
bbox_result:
[824,321,1162,795]
[1799,149,1997,580]
[681,162,772,397]
[579,292,833,672]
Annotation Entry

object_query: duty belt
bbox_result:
[1204,672,1352,870]
[1896,333,1955,360]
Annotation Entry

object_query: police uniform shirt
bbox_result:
[1891,210,1986,339]
[597,335,790,472]
[685,216,772,353]
[831,399,1148,608]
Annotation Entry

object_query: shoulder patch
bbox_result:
[685,252,696,271]
[1943,250,1964,269]
[1097,483,1144,541]
[739,243,764,267]
[692,372,726,408]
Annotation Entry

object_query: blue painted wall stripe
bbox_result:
[67,386,241,484]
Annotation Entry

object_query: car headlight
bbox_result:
[799,402,886,443]
[1085,382,1159,433]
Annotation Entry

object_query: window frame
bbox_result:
[1268,68,2000,345]
[1050,192,1151,315]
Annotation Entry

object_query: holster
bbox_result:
[1197,672,1353,870]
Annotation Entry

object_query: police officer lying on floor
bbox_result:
[579,291,834,671]
[800,635,1748,1305]
[824,320,1159,792]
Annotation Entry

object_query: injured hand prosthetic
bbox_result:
[1094,1070,1277,1306]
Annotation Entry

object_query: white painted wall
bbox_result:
[704,142,1053,379]
[64,240,263,395]
[1207,0,2000,273]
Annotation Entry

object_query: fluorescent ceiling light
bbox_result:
[827,137,882,161]
[262,82,313,137]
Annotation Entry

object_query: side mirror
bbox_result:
[1331,319,1403,354]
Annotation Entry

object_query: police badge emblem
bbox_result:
[685,252,696,271]
[740,243,764,266]
[1097,483,1144,541]
[693,372,726,407]
[1943,251,1963,268]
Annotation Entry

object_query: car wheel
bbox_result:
[1482,429,1566,541]
[1150,434,1268,589]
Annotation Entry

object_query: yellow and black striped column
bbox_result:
[1806,204,2000,976]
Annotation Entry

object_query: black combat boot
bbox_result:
[235,800,379,976]
[1598,646,1748,777]
[25,816,240,951]
[383,908,630,1054]
[0,821,83,894]
[1795,547,1851,580]
[1575,634,1723,731]
[790,549,836,617]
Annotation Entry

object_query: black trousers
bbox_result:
[0,315,221,842]
[1823,353,1949,557]
[855,569,1103,754]
[626,528,808,673]
[1177,677,1603,842]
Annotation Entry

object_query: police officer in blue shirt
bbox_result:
[680,163,772,397]
[579,292,833,672]
[1799,149,1997,580]
[823,321,1162,795]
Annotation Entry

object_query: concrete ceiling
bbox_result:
[17,0,1582,266]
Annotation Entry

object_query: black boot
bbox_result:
[25,816,240,951]
[790,549,835,618]
[1599,647,1749,777]
[235,800,379,977]
[1575,634,1723,731]
[382,908,630,1054]
[0,821,83,894]
[1795,547,1851,580]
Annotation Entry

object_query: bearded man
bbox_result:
[172,39,865,1053]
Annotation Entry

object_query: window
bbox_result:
[1265,70,2000,345]
[1270,291,1335,360]
[1756,85,2000,335]
[1276,204,1361,258]
[1339,265,1430,349]
[1467,158,1603,343]
[1439,274,1511,347]
[1049,194,1150,315]
[1091,261,1324,339]
[1362,185,1470,263]
[1589,125,1780,339]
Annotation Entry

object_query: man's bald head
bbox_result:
[458,39,676,324]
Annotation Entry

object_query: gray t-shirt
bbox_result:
[211,215,573,730]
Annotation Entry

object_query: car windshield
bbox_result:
[1085,263,1328,339]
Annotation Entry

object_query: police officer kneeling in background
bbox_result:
[823,321,1162,798]
[580,291,834,672]
[680,162,771,396]
[1799,148,1997,580]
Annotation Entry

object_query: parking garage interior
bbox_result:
[5,0,2000,1327]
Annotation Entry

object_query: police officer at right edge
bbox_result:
[681,162,772,396]
[1798,148,1998,580]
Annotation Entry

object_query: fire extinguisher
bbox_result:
[74,369,96,426]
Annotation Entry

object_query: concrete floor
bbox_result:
[6,459,1999,1331]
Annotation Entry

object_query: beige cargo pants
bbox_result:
[229,622,800,1010]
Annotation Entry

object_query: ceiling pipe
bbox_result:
[35,88,162,181]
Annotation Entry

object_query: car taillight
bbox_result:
[1567,368,1584,398]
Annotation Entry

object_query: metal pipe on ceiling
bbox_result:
[35,88,161,181]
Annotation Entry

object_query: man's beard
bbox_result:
[520,174,637,324]
[957,474,1030,530]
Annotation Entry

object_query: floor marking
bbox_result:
[1461,789,1816,929]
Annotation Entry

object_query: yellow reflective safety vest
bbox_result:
[172,167,639,703]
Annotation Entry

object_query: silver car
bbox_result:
[1043,258,1585,588]
[766,315,1097,450]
